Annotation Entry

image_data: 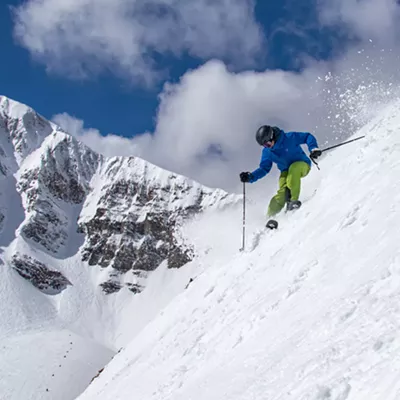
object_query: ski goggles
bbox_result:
[263,141,274,148]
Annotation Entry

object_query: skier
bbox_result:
[240,125,321,221]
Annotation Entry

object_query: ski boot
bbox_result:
[286,200,302,212]
[266,219,278,230]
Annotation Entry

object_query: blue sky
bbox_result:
[1,0,399,189]
[1,0,343,136]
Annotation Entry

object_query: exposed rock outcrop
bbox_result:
[11,254,72,294]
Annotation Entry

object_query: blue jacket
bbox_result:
[250,130,318,183]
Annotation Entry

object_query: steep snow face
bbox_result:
[78,102,400,400]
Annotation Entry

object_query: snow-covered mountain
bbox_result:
[0,95,238,399]
[0,95,235,294]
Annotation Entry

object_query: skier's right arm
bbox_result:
[249,153,272,183]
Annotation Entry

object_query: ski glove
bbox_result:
[310,148,322,160]
[240,172,253,183]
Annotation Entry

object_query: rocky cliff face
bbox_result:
[78,156,231,293]
[0,96,237,295]
[0,96,55,238]
[16,131,101,254]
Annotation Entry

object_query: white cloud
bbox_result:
[52,113,145,157]
[319,0,400,43]
[13,0,263,83]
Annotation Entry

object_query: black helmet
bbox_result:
[256,125,280,146]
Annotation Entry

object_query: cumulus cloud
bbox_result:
[150,61,319,174]
[13,0,263,83]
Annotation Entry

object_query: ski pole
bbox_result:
[321,135,365,154]
[240,182,246,251]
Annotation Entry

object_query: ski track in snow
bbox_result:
[77,102,400,400]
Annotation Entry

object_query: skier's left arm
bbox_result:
[290,131,319,152]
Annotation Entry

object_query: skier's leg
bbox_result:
[267,172,288,216]
[286,161,310,201]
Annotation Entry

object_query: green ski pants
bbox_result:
[268,161,310,217]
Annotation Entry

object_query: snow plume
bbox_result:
[314,50,400,135]
[12,0,263,84]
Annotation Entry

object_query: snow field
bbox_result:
[0,330,114,400]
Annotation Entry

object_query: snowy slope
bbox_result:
[78,102,400,400]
